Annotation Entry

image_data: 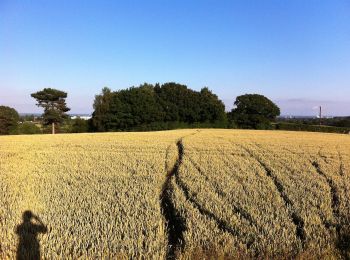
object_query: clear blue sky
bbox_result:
[1,0,349,116]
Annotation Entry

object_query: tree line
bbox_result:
[91,83,228,131]
[0,82,281,135]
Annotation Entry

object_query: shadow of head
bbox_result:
[22,210,33,222]
[16,210,47,260]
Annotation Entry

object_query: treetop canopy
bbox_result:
[31,88,68,107]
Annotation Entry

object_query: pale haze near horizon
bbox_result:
[1,1,349,116]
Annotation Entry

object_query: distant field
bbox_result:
[0,130,349,259]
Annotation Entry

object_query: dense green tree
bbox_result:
[19,114,36,122]
[91,87,114,131]
[156,82,202,123]
[70,118,89,133]
[0,106,20,135]
[31,88,70,134]
[91,82,228,131]
[230,94,280,129]
[199,87,227,124]
[154,82,182,122]
[92,84,165,130]
[16,122,42,135]
[119,84,165,127]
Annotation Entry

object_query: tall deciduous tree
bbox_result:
[31,88,70,134]
[91,87,114,132]
[230,94,280,129]
[0,106,19,135]
[199,87,226,124]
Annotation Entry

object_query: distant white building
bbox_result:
[70,115,92,120]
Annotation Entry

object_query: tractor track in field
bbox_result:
[173,170,255,248]
[160,132,199,259]
[277,147,336,232]
[186,154,256,227]
[282,145,346,246]
[160,131,256,259]
[239,145,307,248]
[253,144,350,258]
[311,161,340,223]
[311,160,350,259]
[160,140,186,260]
[160,134,349,259]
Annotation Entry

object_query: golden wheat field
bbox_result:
[0,129,349,259]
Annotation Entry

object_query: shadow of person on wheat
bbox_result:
[16,210,47,260]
